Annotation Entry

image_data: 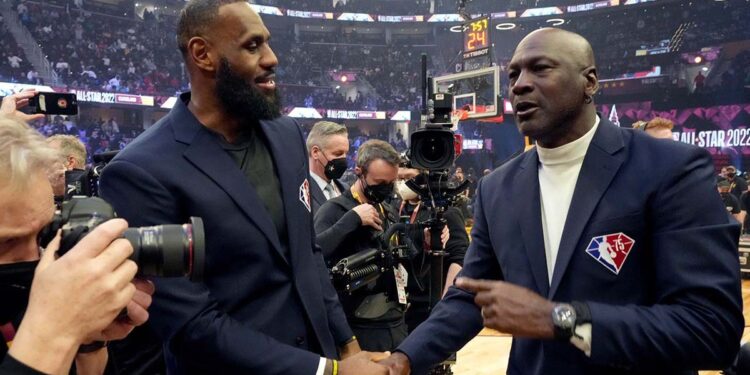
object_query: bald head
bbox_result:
[516,28,595,69]
[507,28,599,148]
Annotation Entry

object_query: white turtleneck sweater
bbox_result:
[536,114,599,357]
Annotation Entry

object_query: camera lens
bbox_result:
[410,128,455,170]
[122,217,205,282]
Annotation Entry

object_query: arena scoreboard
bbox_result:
[463,17,490,60]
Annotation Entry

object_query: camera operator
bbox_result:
[314,140,406,352]
[307,121,350,213]
[0,91,153,375]
[393,170,469,333]
[46,135,86,199]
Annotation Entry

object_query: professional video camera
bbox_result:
[38,196,206,281]
[330,223,413,293]
[64,150,119,199]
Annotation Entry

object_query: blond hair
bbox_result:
[48,134,87,168]
[646,117,674,131]
[0,116,59,191]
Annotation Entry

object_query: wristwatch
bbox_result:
[551,301,592,340]
[551,303,577,340]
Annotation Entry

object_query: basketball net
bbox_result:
[450,109,469,130]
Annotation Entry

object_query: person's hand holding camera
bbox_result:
[8,219,152,374]
[353,204,383,231]
[0,89,45,123]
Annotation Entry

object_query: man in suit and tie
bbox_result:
[99,1,388,374]
[307,121,350,214]
[379,28,743,374]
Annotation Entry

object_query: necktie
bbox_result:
[325,183,336,199]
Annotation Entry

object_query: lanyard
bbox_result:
[399,201,421,224]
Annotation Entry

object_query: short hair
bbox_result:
[306,121,348,155]
[47,134,86,168]
[0,116,59,191]
[177,0,246,56]
[646,117,674,131]
[356,140,400,171]
[632,120,648,131]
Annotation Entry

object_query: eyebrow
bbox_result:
[508,55,558,70]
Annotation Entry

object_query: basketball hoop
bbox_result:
[451,109,469,127]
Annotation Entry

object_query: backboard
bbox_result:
[432,65,500,120]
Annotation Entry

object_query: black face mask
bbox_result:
[362,176,394,204]
[0,260,38,324]
[321,156,347,181]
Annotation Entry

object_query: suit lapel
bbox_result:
[515,150,550,297]
[168,97,289,265]
[549,120,625,298]
[309,177,327,210]
[260,120,306,270]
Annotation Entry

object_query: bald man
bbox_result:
[380,28,742,374]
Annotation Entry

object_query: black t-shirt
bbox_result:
[729,177,748,200]
[721,192,741,214]
[216,126,288,247]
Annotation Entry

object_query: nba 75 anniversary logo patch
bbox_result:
[585,232,635,275]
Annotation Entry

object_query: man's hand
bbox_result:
[353,204,383,231]
[423,225,449,250]
[25,219,139,344]
[377,352,411,375]
[9,219,139,375]
[339,351,389,375]
[95,277,155,341]
[0,89,45,123]
[456,277,555,339]
[339,339,362,360]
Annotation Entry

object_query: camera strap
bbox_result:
[398,201,421,225]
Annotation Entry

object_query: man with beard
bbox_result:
[379,28,742,374]
[100,1,387,374]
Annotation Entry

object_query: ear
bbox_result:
[583,66,599,97]
[354,166,362,176]
[187,36,216,73]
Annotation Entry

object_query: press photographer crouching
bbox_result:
[0,91,153,375]
[314,140,406,351]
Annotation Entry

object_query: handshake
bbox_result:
[335,350,411,375]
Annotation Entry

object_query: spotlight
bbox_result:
[340,75,348,83]
[694,56,702,64]
[496,23,516,30]
[546,18,564,26]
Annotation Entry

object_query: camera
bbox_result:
[64,151,118,199]
[38,197,206,282]
[409,93,457,171]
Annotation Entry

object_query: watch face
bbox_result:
[553,304,576,329]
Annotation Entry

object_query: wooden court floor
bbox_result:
[451,280,750,375]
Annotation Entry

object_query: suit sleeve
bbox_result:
[587,147,743,370]
[396,178,504,375]
[314,202,362,261]
[100,159,321,374]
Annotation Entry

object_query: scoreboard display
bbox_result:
[463,17,490,54]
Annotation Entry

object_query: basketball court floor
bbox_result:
[450,280,750,374]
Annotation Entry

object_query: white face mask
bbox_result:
[396,180,419,201]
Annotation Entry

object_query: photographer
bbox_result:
[46,135,86,199]
[314,140,405,352]
[0,91,153,375]
[393,171,469,332]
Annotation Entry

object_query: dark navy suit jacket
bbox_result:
[397,119,743,374]
[100,93,353,374]
[309,175,349,214]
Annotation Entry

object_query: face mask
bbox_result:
[396,180,419,201]
[321,155,347,181]
[728,173,736,179]
[0,260,38,324]
[361,175,394,204]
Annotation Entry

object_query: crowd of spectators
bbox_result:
[31,115,140,162]
[0,0,748,116]
[254,0,595,15]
